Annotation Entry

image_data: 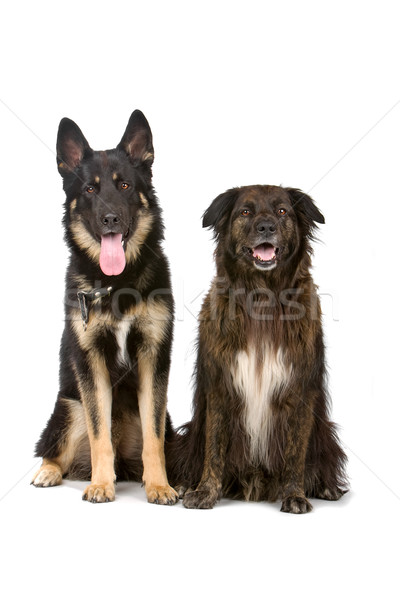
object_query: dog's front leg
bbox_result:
[137,347,178,506]
[77,352,115,503]
[183,395,229,509]
[279,392,315,514]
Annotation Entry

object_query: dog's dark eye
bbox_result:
[241,209,251,216]
[120,182,129,190]
[86,186,95,194]
[278,208,287,215]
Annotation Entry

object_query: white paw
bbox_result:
[31,465,62,488]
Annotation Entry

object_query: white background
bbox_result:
[1,1,399,598]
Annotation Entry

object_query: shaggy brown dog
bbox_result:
[170,185,348,513]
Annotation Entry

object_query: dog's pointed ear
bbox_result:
[56,118,92,176]
[202,189,239,232]
[117,110,154,168]
[285,188,325,226]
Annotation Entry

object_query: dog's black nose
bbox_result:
[256,220,276,234]
[102,213,120,226]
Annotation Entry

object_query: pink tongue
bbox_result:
[253,244,275,261]
[100,233,126,276]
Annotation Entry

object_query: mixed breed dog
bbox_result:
[32,110,348,513]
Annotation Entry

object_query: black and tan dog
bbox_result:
[170,185,348,513]
[32,110,178,505]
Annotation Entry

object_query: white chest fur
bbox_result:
[231,345,292,467]
[114,319,132,366]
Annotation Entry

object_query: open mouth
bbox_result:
[244,243,279,270]
[99,225,131,276]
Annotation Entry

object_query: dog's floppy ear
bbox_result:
[117,110,154,168]
[285,187,325,226]
[57,118,92,176]
[202,188,239,232]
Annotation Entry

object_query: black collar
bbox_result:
[77,286,113,330]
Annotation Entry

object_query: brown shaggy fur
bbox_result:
[168,185,348,513]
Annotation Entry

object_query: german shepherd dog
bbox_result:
[170,185,348,513]
[32,110,178,505]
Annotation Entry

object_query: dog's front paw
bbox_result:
[280,495,313,514]
[82,483,115,503]
[146,484,179,505]
[183,487,219,510]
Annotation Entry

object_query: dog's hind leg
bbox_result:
[305,410,348,501]
[32,397,87,487]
